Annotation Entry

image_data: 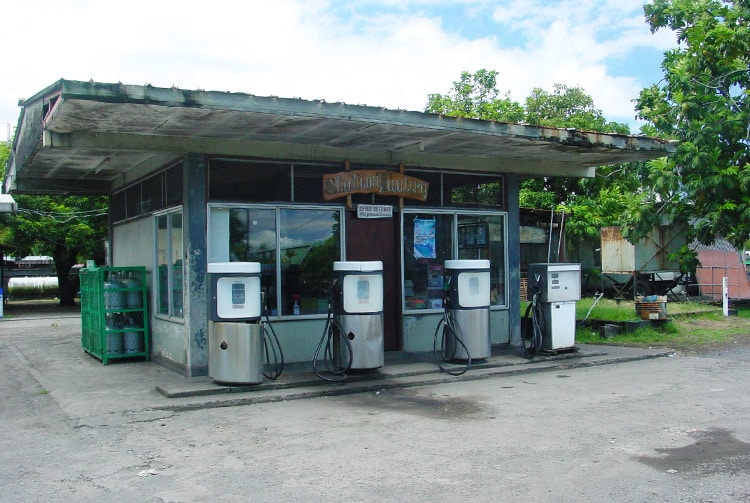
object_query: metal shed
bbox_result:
[600,224,687,299]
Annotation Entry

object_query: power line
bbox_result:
[16,207,108,224]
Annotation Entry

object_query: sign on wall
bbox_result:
[322,169,429,202]
[357,204,393,219]
[413,218,436,259]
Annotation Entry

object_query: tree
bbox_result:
[0,143,12,245]
[525,83,631,134]
[425,69,525,123]
[635,0,750,249]
[425,70,639,247]
[1,144,108,305]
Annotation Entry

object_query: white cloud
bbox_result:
[0,0,677,139]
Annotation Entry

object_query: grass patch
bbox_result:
[571,298,750,353]
[575,296,717,321]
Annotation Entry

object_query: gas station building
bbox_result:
[4,79,675,377]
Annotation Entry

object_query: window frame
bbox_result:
[401,208,508,313]
[154,206,184,321]
[208,202,346,319]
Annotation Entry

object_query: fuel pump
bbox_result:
[433,260,491,376]
[313,261,384,381]
[523,263,581,358]
[208,262,284,384]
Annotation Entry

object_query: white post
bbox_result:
[722,277,729,316]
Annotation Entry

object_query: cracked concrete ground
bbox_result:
[2,302,749,502]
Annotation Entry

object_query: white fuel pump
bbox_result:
[313,261,384,381]
[524,263,581,357]
[208,262,284,384]
[433,260,491,375]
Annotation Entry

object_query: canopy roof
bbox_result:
[5,79,676,195]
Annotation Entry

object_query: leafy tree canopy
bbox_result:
[425,70,640,246]
[525,83,631,134]
[635,0,750,249]
[425,69,525,123]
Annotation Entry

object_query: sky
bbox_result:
[0,0,677,143]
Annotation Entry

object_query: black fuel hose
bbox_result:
[262,307,284,380]
[433,306,472,376]
[313,282,354,382]
[521,291,544,359]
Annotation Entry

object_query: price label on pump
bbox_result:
[231,282,246,307]
[357,278,370,302]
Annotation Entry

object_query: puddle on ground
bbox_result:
[340,388,490,420]
[637,428,750,476]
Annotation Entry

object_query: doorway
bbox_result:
[345,211,400,351]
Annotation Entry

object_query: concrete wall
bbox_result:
[261,318,334,364]
[262,308,510,365]
[402,309,510,354]
[112,218,152,268]
[112,214,190,374]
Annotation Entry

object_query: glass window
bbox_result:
[112,164,182,224]
[229,208,278,315]
[170,212,184,317]
[141,172,163,213]
[403,210,507,311]
[111,190,126,222]
[213,204,343,317]
[447,174,504,209]
[279,208,341,316]
[402,171,505,209]
[458,214,506,306]
[126,185,140,219]
[165,164,183,206]
[156,214,168,315]
[402,213,454,311]
[156,209,184,318]
[208,159,291,202]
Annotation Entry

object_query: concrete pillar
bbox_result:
[506,173,521,348]
[183,154,209,377]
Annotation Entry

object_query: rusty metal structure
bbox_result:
[600,224,687,300]
[693,239,750,301]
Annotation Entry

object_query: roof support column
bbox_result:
[506,173,522,349]
[183,153,209,377]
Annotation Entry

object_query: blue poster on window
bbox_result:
[414,218,436,259]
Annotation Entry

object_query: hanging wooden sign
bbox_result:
[322,169,429,202]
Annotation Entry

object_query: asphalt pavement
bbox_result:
[4,300,750,503]
[1,300,673,422]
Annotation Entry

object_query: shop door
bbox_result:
[345,211,400,351]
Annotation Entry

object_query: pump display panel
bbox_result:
[456,271,491,308]
[342,274,384,313]
[215,276,261,319]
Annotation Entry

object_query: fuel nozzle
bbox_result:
[328,279,341,310]
[442,275,452,309]
[531,273,542,307]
